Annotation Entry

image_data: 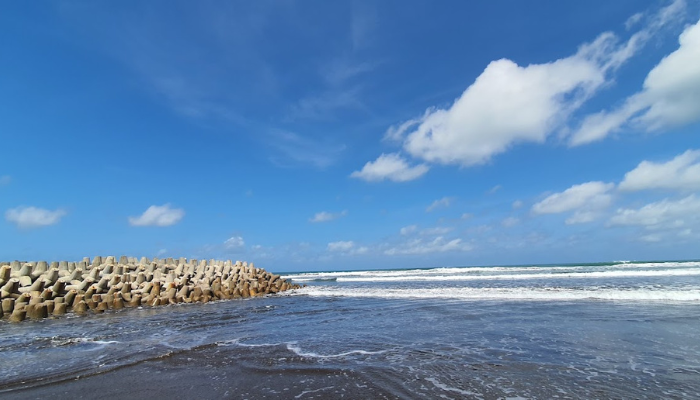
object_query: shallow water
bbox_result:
[1,261,699,399]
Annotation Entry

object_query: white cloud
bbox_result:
[384,118,421,142]
[268,130,346,168]
[640,234,662,242]
[224,236,245,251]
[571,15,700,145]
[355,246,369,255]
[328,240,355,252]
[5,206,66,228]
[390,4,684,167]
[609,195,700,229]
[625,13,644,30]
[0,175,10,186]
[426,197,454,212]
[421,227,454,235]
[128,204,184,227]
[356,1,684,172]
[512,200,524,209]
[532,181,614,214]
[400,225,418,235]
[327,240,368,255]
[350,153,429,182]
[501,217,520,227]
[565,211,598,225]
[487,185,502,195]
[619,149,700,191]
[157,248,168,256]
[461,213,473,220]
[309,210,348,223]
[384,236,472,255]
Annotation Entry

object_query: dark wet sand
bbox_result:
[2,345,404,400]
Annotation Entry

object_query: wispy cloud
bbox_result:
[0,175,10,186]
[487,185,502,195]
[384,236,472,255]
[327,241,354,252]
[128,204,184,227]
[287,87,365,121]
[5,206,66,228]
[268,130,346,169]
[501,217,520,228]
[310,210,348,223]
[426,197,454,212]
[570,4,699,145]
[400,225,418,235]
[327,240,368,255]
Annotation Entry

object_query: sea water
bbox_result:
[1,261,699,399]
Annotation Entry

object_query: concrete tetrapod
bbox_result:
[0,257,300,322]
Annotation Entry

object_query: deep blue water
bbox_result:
[1,261,699,399]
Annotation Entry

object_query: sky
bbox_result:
[1,0,700,272]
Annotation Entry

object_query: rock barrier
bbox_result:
[0,257,299,322]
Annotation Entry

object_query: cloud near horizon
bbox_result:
[5,206,66,228]
[128,204,185,227]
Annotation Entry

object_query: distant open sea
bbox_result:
[2,260,699,399]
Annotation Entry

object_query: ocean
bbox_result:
[1,260,699,399]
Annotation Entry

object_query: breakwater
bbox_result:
[0,256,299,322]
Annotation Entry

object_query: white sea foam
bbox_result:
[287,268,700,283]
[294,286,700,302]
[50,337,119,346]
[286,343,385,359]
[282,261,700,282]
[425,377,481,397]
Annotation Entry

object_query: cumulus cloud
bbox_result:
[609,194,700,229]
[384,236,472,255]
[532,181,614,224]
[350,153,429,182]
[309,210,348,223]
[128,204,184,227]
[224,236,245,251]
[5,206,66,228]
[571,15,700,145]
[353,1,685,175]
[426,197,454,212]
[619,149,700,191]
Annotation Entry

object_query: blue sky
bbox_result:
[1,0,700,272]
